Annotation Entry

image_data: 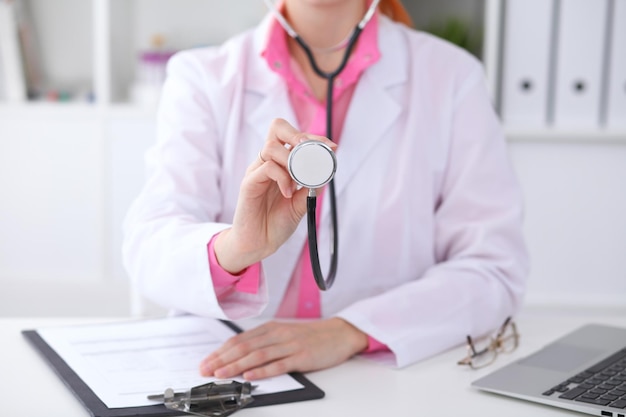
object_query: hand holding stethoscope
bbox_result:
[212,119,337,276]
[216,0,380,289]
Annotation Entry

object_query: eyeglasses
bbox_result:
[457,317,519,369]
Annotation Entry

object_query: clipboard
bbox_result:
[22,319,324,417]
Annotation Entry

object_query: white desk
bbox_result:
[2,307,625,417]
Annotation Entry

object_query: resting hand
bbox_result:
[214,118,336,274]
[199,318,368,381]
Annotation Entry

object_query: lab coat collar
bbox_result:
[247,12,298,139]
[333,16,405,199]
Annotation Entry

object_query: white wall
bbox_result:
[510,140,626,307]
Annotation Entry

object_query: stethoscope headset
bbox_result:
[263,0,381,290]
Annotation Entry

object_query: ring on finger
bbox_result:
[258,151,267,163]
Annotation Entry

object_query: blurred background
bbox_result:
[0,0,624,317]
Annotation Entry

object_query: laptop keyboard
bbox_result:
[542,347,626,410]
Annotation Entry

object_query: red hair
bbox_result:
[378,0,413,27]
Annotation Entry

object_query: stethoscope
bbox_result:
[263,0,381,290]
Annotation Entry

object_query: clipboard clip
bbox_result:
[147,380,254,417]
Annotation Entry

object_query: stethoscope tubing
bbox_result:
[264,0,379,290]
[293,29,362,291]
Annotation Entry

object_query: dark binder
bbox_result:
[22,320,324,417]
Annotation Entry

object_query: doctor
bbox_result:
[123,0,529,381]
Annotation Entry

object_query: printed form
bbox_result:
[37,316,304,408]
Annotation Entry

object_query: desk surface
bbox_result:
[2,307,625,417]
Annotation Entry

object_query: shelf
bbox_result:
[107,103,158,120]
[16,0,95,103]
[107,0,266,104]
[505,128,626,143]
[0,102,161,122]
[0,101,99,120]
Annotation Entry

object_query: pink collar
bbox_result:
[261,6,381,97]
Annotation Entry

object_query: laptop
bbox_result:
[472,324,626,417]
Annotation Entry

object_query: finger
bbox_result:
[208,322,286,361]
[242,360,291,381]
[266,118,302,150]
[258,120,299,169]
[200,338,257,377]
[247,161,297,198]
[258,141,292,169]
[213,343,295,379]
[266,118,337,155]
[200,324,283,376]
[203,324,272,363]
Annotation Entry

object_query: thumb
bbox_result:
[291,186,309,220]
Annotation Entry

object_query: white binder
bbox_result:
[500,0,556,128]
[0,0,26,102]
[551,0,610,128]
[605,0,626,129]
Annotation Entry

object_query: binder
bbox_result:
[500,0,556,128]
[22,317,325,417]
[551,0,610,128]
[0,41,5,99]
[0,0,27,102]
[605,0,626,129]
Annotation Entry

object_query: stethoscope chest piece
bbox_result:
[287,140,337,189]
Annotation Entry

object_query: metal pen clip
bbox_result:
[147,380,254,417]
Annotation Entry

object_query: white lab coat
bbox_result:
[123,14,529,368]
